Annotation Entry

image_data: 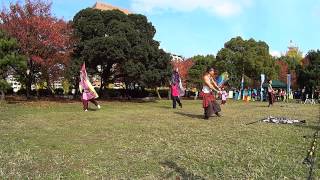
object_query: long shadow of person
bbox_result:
[174,112,204,120]
[160,160,205,179]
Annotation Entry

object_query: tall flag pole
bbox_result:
[287,74,291,102]
[239,74,244,100]
[260,74,265,102]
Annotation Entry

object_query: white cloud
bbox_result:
[270,50,281,57]
[130,0,253,17]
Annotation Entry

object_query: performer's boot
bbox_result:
[204,108,209,120]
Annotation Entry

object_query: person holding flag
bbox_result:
[79,63,101,111]
[200,67,221,120]
[170,69,183,109]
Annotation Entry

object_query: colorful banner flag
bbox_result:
[79,63,99,100]
[260,74,265,101]
[287,74,291,97]
[216,72,229,87]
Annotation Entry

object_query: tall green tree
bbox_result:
[216,36,277,87]
[73,9,171,98]
[0,30,26,100]
[297,50,320,92]
[188,55,216,89]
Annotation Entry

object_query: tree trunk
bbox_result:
[99,74,104,98]
[26,78,31,99]
[73,84,79,100]
[156,87,161,100]
[46,77,55,97]
[0,90,5,101]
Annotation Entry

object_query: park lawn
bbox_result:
[0,99,319,179]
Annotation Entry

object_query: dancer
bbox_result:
[267,80,275,107]
[171,70,183,109]
[201,67,221,120]
[221,87,228,105]
[79,63,101,111]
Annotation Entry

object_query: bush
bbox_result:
[54,88,64,95]
[16,88,26,96]
[6,87,14,95]
[38,89,53,97]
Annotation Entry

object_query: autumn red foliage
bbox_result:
[275,60,298,89]
[171,58,194,87]
[0,0,73,89]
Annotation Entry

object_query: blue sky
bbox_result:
[2,0,320,58]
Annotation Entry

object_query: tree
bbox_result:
[188,55,216,89]
[276,56,299,89]
[73,9,172,98]
[216,36,277,88]
[73,8,133,96]
[171,58,194,87]
[0,0,73,98]
[286,46,303,65]
[297,50,320,92]
[0,30,27,100]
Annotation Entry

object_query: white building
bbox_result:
[6,75,21,92]
[171,54,184,61]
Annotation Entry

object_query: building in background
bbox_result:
[6,75,21,92]
[171,54,184,61]
[93,1,131,14]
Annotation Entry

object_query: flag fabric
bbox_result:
[287,74,291,93]
[260,74,265,101]
[79,63,99,100]
[240,75,244,90]
[216,72,229,87]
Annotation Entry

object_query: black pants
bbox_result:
[204,100,221,118]
[172,96,182,108]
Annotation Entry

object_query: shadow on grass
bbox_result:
[294,124,320,131]
[87,108,98,111]
[174,112,204,120]
[156,105,172,109]
[160,160,205,180]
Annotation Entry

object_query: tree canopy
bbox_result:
[297,50,320,91]
[0,0,73,97]
[0,30,26,100]
[72,8,171,92]
[216,36,277,87]
[188,55,216,89]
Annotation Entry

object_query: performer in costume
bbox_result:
[170,70,183,108]
[267,80,275,107]
[200,67,221,120]
[79,63,101,111]
[220,87,228,105]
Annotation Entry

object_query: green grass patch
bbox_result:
[0,100,319,179]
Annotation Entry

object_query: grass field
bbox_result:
[0,99,319,179]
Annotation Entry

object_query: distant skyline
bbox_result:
[2,0,320,58]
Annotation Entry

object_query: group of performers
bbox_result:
[79,62,278,120]
[79,63,225,120]
[170,67,223,120]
